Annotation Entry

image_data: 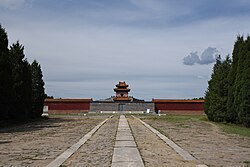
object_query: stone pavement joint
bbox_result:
[46,116,112,167]
[111,115,144,167]
[132,116,208,167]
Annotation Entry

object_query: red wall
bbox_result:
[44,102,90,110]
[155,102,204,111]
[153,99,204,115]
[44,99,92,114]
[44,98,204,115]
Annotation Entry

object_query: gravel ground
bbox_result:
[0,115,108,167]
[128,117,199,167]
[63,116,118,167]
[140,116,250,167]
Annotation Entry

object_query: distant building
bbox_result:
[90,81,153,113]
[113,81,132,101]
[44,81,205,115]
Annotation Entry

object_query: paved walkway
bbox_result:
[111,115,144,167]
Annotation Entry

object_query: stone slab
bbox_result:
[116,132,133,136]
[111,161,144,167]
[117,128,131,131]
[112,147,143,162]
[117,129,131,132]
[116,135,134,141]
[115,140,137,147]
[111,115,144,167]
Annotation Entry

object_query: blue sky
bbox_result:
[1,0,250,100]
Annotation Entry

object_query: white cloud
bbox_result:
[2,2,250,100]
[199,47,219,65]
[183,52,199,65]
[183,47,219,65]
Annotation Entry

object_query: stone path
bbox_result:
[111,115,144,167]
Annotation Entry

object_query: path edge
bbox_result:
[132,116,209,167]
[46,115,112,167]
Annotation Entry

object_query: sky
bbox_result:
[0,0,250,100]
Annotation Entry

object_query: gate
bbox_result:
[118,104,125,111]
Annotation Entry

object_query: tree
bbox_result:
[9,41,32,120]
[205,56,222,121]
[44,94,53,99]
[205,55,231,122]
[0,24,13,120]
[31,60,45,118]
[234,36,250,127]
[226,36,244,123]
[0,24,46,122]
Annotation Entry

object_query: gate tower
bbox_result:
[113,81,131,101]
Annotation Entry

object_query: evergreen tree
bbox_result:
[31,60,45,118]
[205,55,231,122]
[9,42,32,120]
[0,24,13,120]
[205,56,222,121]
[234,36,250,127]
[226,36,244,123]
[1,24,46,121]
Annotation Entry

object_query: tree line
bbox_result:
[205,36,250,127]
[0,24,45,121]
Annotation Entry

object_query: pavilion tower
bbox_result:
[113,81,131,101]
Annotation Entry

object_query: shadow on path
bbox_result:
[0,118,73,133]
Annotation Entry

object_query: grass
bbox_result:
[141,114,207,122]
[141,114,250,137]
[218,123,250,137]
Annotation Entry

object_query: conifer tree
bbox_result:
[1,24,46,121]
[31,60,45,117]
[205,56,222,121]
[234,36,250,127]
[9,42,32,120]
[205,55,231,121]
[0,24,13,120]
[226,36,244,123]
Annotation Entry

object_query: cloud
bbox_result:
[3,1,250,100]
[199,47,219,64]
[183,52,199,65]
[0,0,27,9]
[183,47,219,65]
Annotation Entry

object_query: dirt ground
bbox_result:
[0,115,109,167]
[0,114,249,167]
[138,115,250,167]
[128,117,199,167]
[63,116,118,167]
